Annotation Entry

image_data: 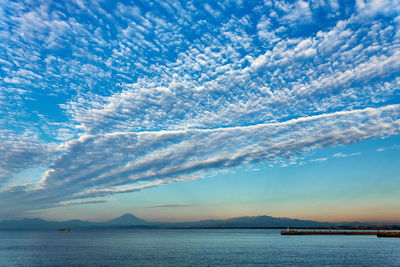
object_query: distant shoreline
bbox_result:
[1,214,399,231]
[2,226,400,231]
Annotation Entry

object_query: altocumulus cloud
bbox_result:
[0,0,400,218]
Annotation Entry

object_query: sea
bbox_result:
[0,229,399,266]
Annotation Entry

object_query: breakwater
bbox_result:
[282,230,400,237]
[281,230,377,235]
[377,232,400,238]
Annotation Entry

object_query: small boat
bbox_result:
[58,228,70,232]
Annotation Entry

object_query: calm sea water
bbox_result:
[0,229,399,266]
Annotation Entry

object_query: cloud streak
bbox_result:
[148,204,193,208]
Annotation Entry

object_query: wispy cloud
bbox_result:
[309,158,328,163]
[148,204,193,208]
[333,152,362,158]
[376,144,400,152]
[57,199,108,207]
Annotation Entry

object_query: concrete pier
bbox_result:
[377,232,400,238]
[281,230,377,235]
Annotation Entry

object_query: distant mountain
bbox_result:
[163,215,331,228]
[0,214,151,230]
[0,213,396,230]
[103,213,149,226]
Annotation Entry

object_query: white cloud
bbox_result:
[278,0,313,25]
[356,0,400,18]
[333,152,362,158]
[309,157,328,162]
[376,144,400,152]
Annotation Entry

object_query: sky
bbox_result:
[0,0,399,222]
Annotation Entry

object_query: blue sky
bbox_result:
[0,0,399,222]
